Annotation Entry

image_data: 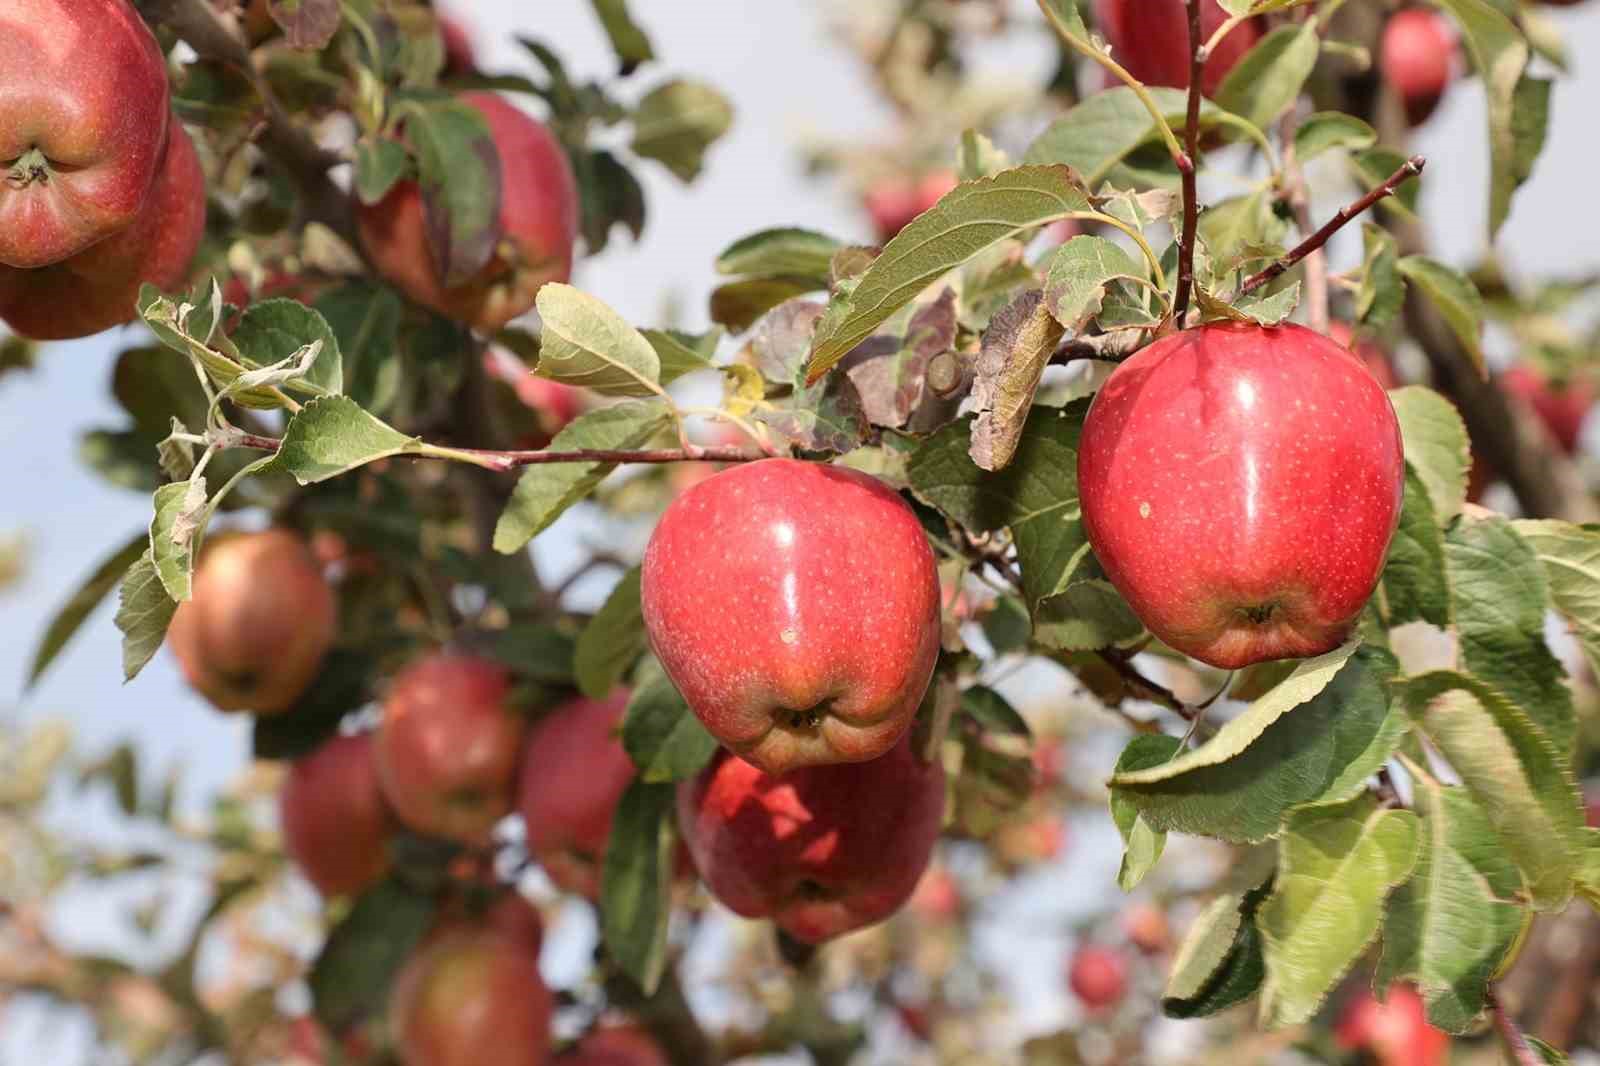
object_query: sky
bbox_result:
[2,0,1600,1056]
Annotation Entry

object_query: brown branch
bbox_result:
[1238,155,1426,297]
[1487,988,1546,1066]
[234,430,763,471]
[1096,648,1196,722]
[1172,0,1204,325]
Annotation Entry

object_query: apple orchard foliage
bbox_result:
[6,0,1600,1064]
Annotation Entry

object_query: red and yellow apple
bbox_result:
[1092,0,1262,97]
[1503,363,1592,455]
[1335,984,1450,1066]
[388,930,552,1066]
[280,732,391,898]
[642,458,942,775]
[1380,9,1457,127]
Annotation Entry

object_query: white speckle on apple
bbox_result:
[1139,502,1151,519]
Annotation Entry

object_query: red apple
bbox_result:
[1335,984,1450,1066]
[0,116,206,340]
[1121,903,1171,955]
[167,528,337,714]
[864,170,958,243]
[1380,9,1457,127]
[357,92,578,334]
[1502,364,1592,454]
[1092,0,1263,97]
[641,458,942,775]
[483,346,586,447]
[388,930,553,1066]
[566,1026,668,1066]
[908,865,962,922]
[1328,321,1399,390]
[280,733,391,898]
[676,735,945,945]
[439,15,477,77]
[376,653,525,845]
[1067,945,1128,1011]
[1077,323,1404,669]
[0,0,170,268]
[432,889,544,960]
[515,690,634,898]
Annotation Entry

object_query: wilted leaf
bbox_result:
[969,292,1065,472]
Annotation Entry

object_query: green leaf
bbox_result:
[487,623,577,684]
[309,880,435,1033]
[265,0,339,49]
[575,567,646,700]
[115,549,177,682]
[27,533,148,690]
[601,779,677,993]
[1215,23,1320,132]
[314,281,403,414]
[1388,386,1470,525]
[907,407,1088,608]
[231,298,343,397]
[1195,191,1287,275]
[621,673,718,783]
[715,228,840,283]
[1257,795,1420,1028]
[969,292,1065,472]
[1397,256,1485,374]
[1293,112,1376,163]
[534,284,662,396]
[1041,234,1153,332]
[1110,734,1181,892]
[805,166,1095,382]
[710,277,822,332]
[629,79,733,182]
[1375,780,1525,1034]
[1163,883,1270,1019]
[1111,646,1404,844]
[589,0,654,72]
[960,686,1031,737]
[1357,224,1405,329]
[275,396,421,485]
[959,129,1011,181]
[401,96,502,287]
[148,480,204,603]
[493,400,672,552]
[1512,519,1600,683]
[138,286,284,410]
[640,328,718,385]
[1380,468,1449,628]
[1526,1037,1571,1066]
[1032,580,1144,652]
[1511,75,1552,189]
[252,650,375,761]
[353,136,409,206]
[575,149,647,254]
[1396,672,1582,909]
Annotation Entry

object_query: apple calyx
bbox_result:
[6,148,48,189]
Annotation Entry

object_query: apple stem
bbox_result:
[1171,0,1205,326]
[1238,155,1426,298]
[1487,988,1543,1066]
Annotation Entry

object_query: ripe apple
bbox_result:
[1335,984,1450,1066]
[864,170,958,243]
[1121,903,1171,955]
[357,92,579,334]
[167,528,337,714]
[431,889,544,959]
[641,458,942,775]
[0,0,170,268]
[483,346,586,447]
[280,732,391,898]
[388,930,552,1066]
[440,15,477,76]
[1380,9,1457,127]
[676,735,946,944]
[567,1026,668,1066]
[1092,0,1262,97]
[376,653,525,845]
[1067,945,1128,1011]
[515,690,634,898]
[0,117,206,340]
[1328,321,1399,390]
[908,865,962,922]
[1502,364,1592,454]
[1077,322,1404,669]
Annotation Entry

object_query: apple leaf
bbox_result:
[494,400,673,552]
[715,228,841,283]
[640,328,718,385]
[602,779,678,993]
[959,129,1012,181]
[1357,224,1405,329]
[1526,1037,1572,1066]
[969,291,1066,472]
[711,277,823,333]
[629,79,733,182]
[1042,234,1153,334]
[589,0,654,72]
[1025,88,1259,187]
[1195,192,1287,276]
[534,284,663,397]
[1446,515,1572,750]
[1163,882,1270,1019]
[314,281,404,415]
[266,0,339,49]
[1396,257,1486,374]
[231,298,344,397]
[1293,112,1377,163]
[138,285,285,410]
[1257,795,1420,1028]
[747,300,826,384]
[1215,23,1321,132]
[148,480,203,604]
[1512,519,1600,682]
[1110,734,1181,892]
[1110,645,1404,844]
[115,549,178,682]
[1512,75,1552,190]
[843,289,956,431]
[621,672,719,784]
[309,879,436,1033]
[1351,148,1421,221]
[756,363,868,456]
[575,566,647,700]
[26,532,147,691]
[1395,671,1582,910]
[275,396,423,485]
[804,166,1095,383]
[353,136,409,206]
[1575,829,1600,913]
[1387,386,1470,525]
[1379,467,1450,628]
[1374,781,1525,1034]
[573,149,647,255]
[400,96,502,288]
[960,686,1031,738]
[1032,579,1144,653]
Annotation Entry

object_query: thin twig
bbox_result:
[1096,649,1196,722]
[1173,0,1204,324]
[233,429,764,471]
[1238,155,1425,297]
[1277,111,1329,333]
[1487,988,1544,1066]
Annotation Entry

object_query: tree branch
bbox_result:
[1487,988,1546,1066]
[1173,0,1204,325]
[234,430,763,472]
[1238,156,1425,297]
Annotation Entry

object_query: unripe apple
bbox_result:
[388,930,552,1066]
[1092,0,1263,97]
[515,690,634,898]
[676,735,945,944]
[0,0,170,267]
[1380,9,1457,127]
[167,528,337,714]
[1502,364,1592,455]
[357,92,579,334]
[280,733,391,898]
[1078,323,1404,669]
[0,117,206,340]
[1334,983,1449,1066]
[376,653,525,845]
[1067,945,1128,1011]
[642,458,942,775]
[864,170,958,243]
[566,1026,668,1066]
